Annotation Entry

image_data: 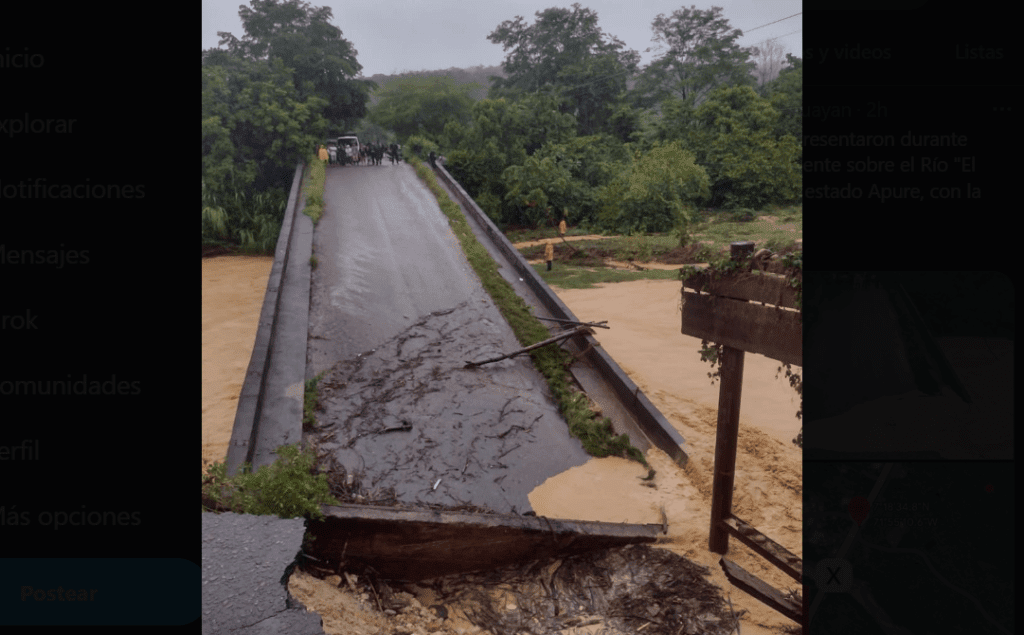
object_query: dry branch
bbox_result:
[464,326,594,368]
[535,316,610,329]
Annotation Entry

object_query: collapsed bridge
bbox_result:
[203,157,720,635]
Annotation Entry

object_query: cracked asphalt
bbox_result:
[307,163,591,514]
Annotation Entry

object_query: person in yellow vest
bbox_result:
[545,240,554,271]
[318,145,329,166]
[558,217,567,237]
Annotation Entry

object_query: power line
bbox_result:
[748,28,803,50]
[744,12,802,33]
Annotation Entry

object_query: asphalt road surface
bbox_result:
[306,162,592,514]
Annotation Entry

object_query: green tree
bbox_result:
[202,58,328,196]
[351,119,394,146]
[595,141,709,234]
[487,3,639,137]
[766,54,802,151]
[214,0,373,130]
[368,76,479,142]
[502,155,575,228]
[683,85,801,209]
[530,134,631,225]
[202,58,327,251]
[633,5,756,110]
[444,94,576,225]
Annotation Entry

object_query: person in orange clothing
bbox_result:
[545,240,554,271]
[318,145,329,166]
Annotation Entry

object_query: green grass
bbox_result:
[408,157,647,466]
[512,204,803,264]
[687,204,802,254]
[301,157,325,225]
[534,264,680,289]
[519,234,679,262]
[200,372,336,519]
[201,443,341,520]
[303,371,326,431]
[504,225,602,243]
[202,180,288,254]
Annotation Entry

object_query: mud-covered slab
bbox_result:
[304,503,661,582]
[309,300,593,515]
[307,165,596,514]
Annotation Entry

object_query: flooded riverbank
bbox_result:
[201,256,801,633]
[201,255,274,470]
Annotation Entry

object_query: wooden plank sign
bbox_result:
[682,270,800,309]
[681,291,801,366]
[682,244,803,628]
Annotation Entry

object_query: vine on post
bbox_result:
[679,250,803,447]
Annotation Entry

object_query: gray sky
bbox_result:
[202,0,801,78]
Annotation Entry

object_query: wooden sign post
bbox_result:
[681,241,803,627]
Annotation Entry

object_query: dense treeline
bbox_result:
[366,66,506,105]
[369,3,802,236]
[202,0,374,252]
[203,1,802,250]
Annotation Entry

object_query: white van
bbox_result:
[336,135,360,165]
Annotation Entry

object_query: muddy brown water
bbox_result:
[202,255,274,469]
[201,229,802,634]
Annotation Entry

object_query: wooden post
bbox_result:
[709,344,744,553]
[709,242,755,554]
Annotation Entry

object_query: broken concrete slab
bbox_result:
[303,504,663,582]
[202,512,324,635]
[310,299,594,515]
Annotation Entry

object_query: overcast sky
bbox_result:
[202,0,801,78]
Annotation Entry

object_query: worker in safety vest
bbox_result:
[545,240,554,271]
[318,145,329,166]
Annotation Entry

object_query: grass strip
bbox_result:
[201,443,340,520]
[408,157,646,466]
[533,264,680,290]
[301,156,325,225]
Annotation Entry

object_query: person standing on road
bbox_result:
[545,240,554,271]
[318,145,329,167]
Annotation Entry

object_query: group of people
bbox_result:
[318,142,402,167]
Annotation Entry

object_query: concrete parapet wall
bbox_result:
[433,163,687,467]
[226,162,310,476]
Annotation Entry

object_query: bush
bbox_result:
[725,208,756,222]
[202,179,287,253]
[302,157,325,224]
[686,86,801,209]
[201,443,340,520]
[595,142,708,234]
[404,134,440,162]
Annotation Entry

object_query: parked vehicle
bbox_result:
[336,135,360,165]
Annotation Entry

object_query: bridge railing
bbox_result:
[226,161,311,476]
[433,162,689,468]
